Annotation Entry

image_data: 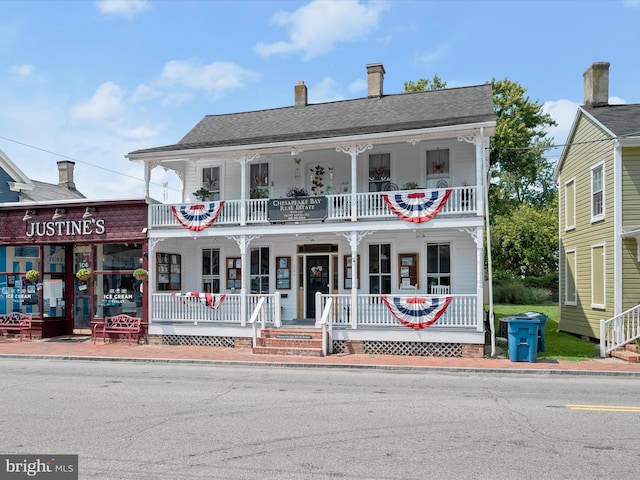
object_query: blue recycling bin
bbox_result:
[506,312,548,362]
[507,319,539,362]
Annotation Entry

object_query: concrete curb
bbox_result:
[2,353,639,376]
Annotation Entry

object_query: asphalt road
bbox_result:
[1,359,639,479]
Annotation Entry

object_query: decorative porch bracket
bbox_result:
[337,230,372,328]
[336,144,372,222]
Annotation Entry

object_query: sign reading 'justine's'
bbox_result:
[25,218,106,238]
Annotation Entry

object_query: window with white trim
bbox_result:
[250,247,270,293]
[250,163,269,199]
[202,248,220,293]
[565,248,576,305]
[368,243,391,294]
[591,244,605,308]
[427,243,451,294]
[565,178,575,230]
[202,166,221,201]
[591,163,604,221]
[368,153,391,192]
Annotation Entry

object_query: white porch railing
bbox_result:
[600,304,640,357]
[318,293,479,329]
[150,292,479,331]
[149,186,477,228]
[151,292,281,326]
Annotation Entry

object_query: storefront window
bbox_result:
[93,244,143,318]
[0,246,41,316]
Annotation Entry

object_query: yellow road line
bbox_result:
[566,404,640,412]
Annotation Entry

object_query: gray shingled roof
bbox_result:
[21,180,85,202]
[584,104,640,137]
[129,84,495,155]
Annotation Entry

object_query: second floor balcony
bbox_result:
[149,185,479,229]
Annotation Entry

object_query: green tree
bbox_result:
[403,75,447,92]
[404,76,559,275]
[490,78,557,216]
[491,198,558,275]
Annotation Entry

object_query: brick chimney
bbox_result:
[295,81,307,107]
[367,63,385,98]
[583,62,610,107]
[57,160,76,190]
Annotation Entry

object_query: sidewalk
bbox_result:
[1,336,639,375]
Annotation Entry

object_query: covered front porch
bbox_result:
[148,291,486,357]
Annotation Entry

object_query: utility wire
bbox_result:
[0,134,180,192]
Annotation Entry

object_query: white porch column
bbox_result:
[143,162,152,198]
[232,152,260,226]
[474,226,485,333]
[147,237,165,324]
[229,234,259,326]
[336,144,372,222]
[338,230,372,329]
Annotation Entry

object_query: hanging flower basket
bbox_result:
[76,268,91,281]
[26,270,39,282]
[133,268,148,281]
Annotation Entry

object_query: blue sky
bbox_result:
[1,0,639,203]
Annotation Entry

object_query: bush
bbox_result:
[523,272,558,299]
[493,279,551,304]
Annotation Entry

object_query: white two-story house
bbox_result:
[127,63,495,357]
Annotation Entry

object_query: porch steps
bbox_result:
[611,343,640,363]
[253,328,325,357]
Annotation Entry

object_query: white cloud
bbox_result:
[348,78,367,94]
[309,77,346,103]
[543,99,579,145]
[117,125,160,140]
[71,82,126,121]
[10,64,34,76]
[415,42,452,64]
[609,95,626,104]
[96,0,151,20]
[255,0,389,60]
[136,59,259,104]
[624,0,640,7]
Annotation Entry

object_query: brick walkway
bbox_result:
[1,336,639,374]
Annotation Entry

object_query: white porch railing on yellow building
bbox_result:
[149,186,478,228]
[318,293,479,329]
[600,304,640,357]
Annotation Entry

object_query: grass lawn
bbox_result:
[491,304,600,361]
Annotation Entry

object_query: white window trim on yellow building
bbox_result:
[590,161,605,223]
[564,177,576,231]
[565,248,577,306]
[591,243,606,309]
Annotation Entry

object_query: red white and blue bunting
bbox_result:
[171,292,226,310]
[171,202,225,231]
[382,296,452,329]
[382,189,451,223]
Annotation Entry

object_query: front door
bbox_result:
[305,255,330,319]
[73,245,92,332]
